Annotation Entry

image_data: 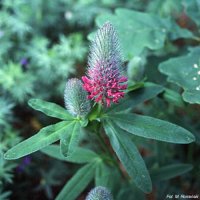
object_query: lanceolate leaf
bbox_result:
[95,162,121,192]
[41,145,99,164]
[109,113,195,144]
[28,98,73,120]
[56,162,97,200]
[95,162,113,188]
[151,164,193,181]
[4,121,73,160]
[103,120,152,193]
[105,83,163,114]
[59,121,82,157]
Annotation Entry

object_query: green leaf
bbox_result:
[103,120,152,193]
[159,47,200,104]
[80,118,89,127]
[105,82,163,114]
[147,0,182,17]
[117,185,145,200]
[60,121,82,157]
[151,164,193,181]
[95,161,121,192]
[55,162,96,200]
[4,121,73,160]
[109,113,195,144]
[28,98,73,120]
[95,162,114,188]
[96,9,193,60]
[127,82,145,92]
[163,88,184,107]
[41,145,99,163]
[0,190,11,200]
[184,0,200,28]
[167,20,194,40]
[96,9,166,59]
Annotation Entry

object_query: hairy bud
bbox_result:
[127,56,145,82]
[85,186,113,200]
[64,78,91,117]
[82,22,127,107]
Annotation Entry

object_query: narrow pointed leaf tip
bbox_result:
[109,113,195,144]
[28,98,73,120]
[82,22,127,107]
[64,78,91,117]
[85,186,113,200]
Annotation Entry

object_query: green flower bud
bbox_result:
[64,78,91,117]
[127,56,145,82]
[85,186,113,200]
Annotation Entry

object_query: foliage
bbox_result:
[0,98,14,128]
[159,47,200,104]
[95,8,194,60]
[0,126,22,199]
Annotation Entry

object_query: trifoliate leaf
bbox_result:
[159,47,200,104]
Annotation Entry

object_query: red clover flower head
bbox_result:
[82,22,127,107]
[64,78,91,117]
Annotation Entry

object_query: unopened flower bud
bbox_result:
[127,56,145,82]
[64,78,91,117]
[65,11,73,20]
[86,186,113,200]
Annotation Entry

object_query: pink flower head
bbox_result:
[82,22,127,107]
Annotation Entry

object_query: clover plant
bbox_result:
[4,22,195,200]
